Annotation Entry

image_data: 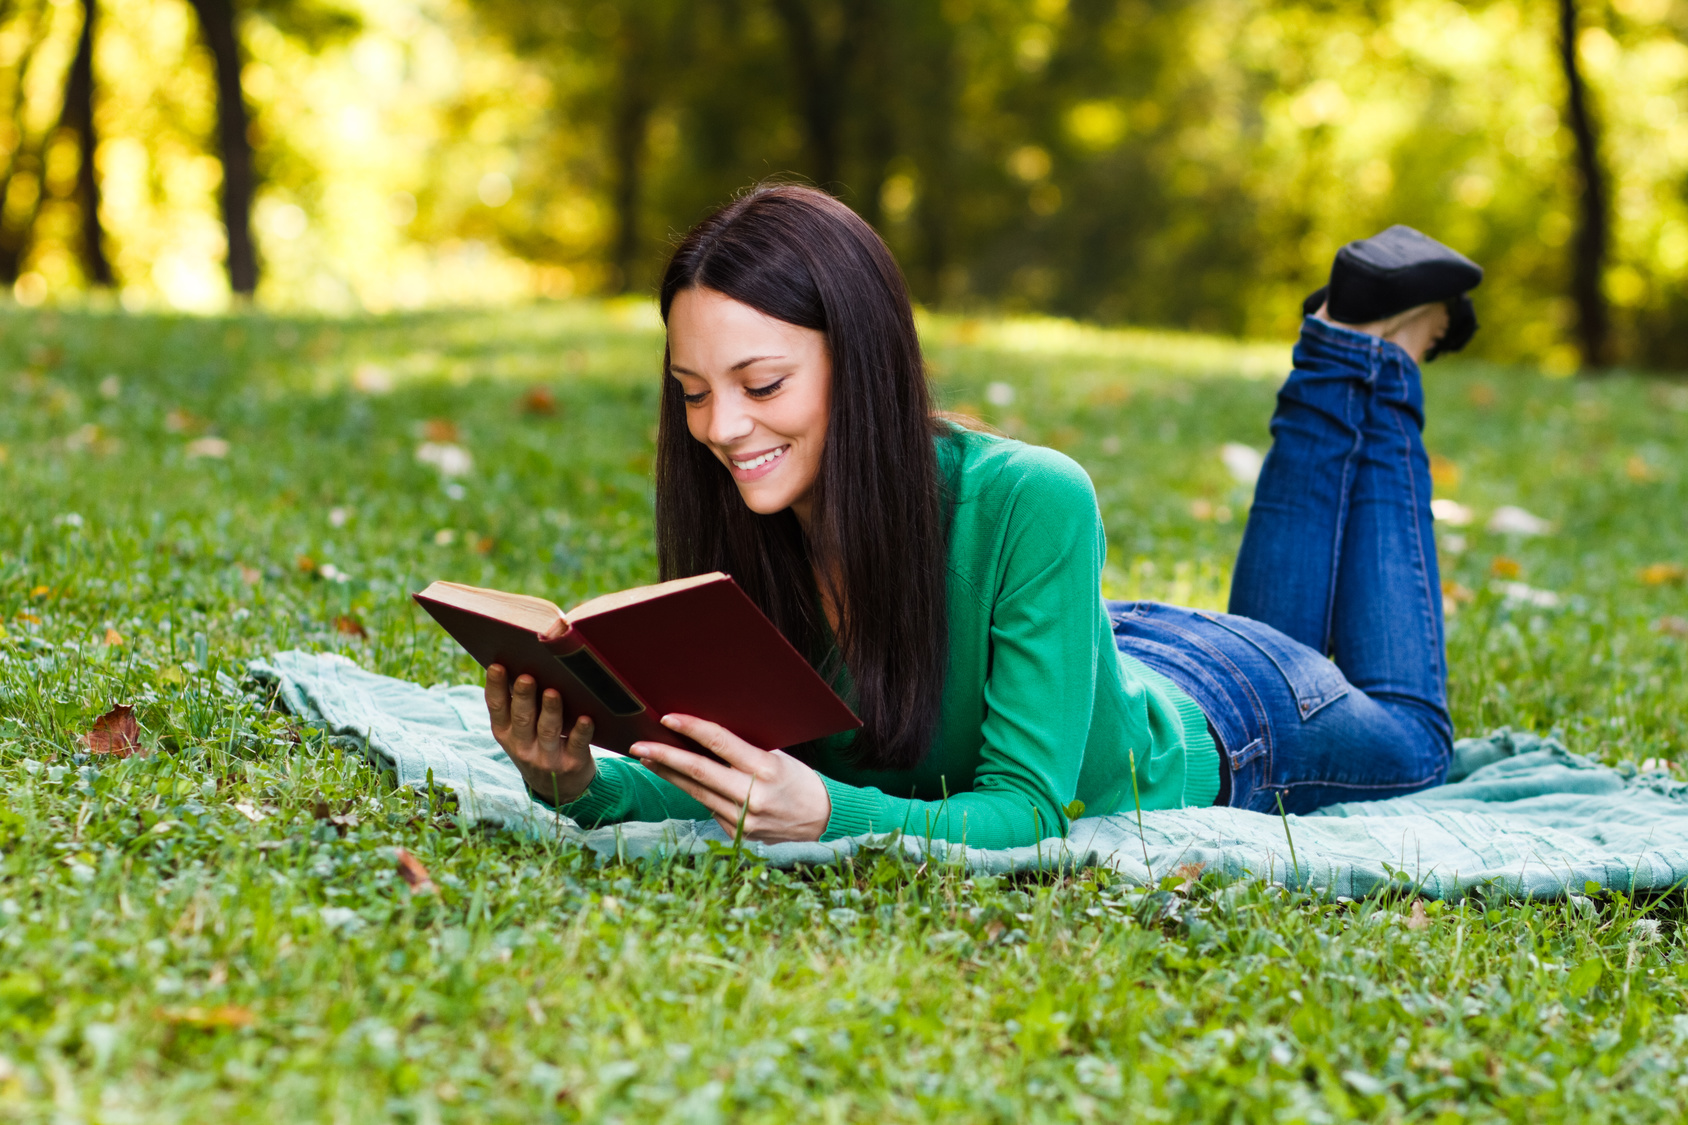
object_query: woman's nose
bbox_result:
[707,397,755,448]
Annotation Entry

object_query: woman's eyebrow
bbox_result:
[669,355,785,378]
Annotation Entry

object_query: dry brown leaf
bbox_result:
[334,615,367,637]
[1407,900,1430,930]
[983,919,1005,944]
[83,704,143,757]
[396,847,437,894]
[295,554,316,574]
[472,536,496,556]
[1429,454,1462,488]
[423,418,461,442]
[1656,616,1688,638]
[1639,563,1686,586]
[1490,557,1521,579]
[520,386,558,415]
[1174,861,1206,892]
[103,628,124,646]
[161,1005,255,1029]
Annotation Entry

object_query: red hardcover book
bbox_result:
[413,572,860,759]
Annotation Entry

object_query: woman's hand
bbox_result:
[484,665,596,805]
[631,715,831,843]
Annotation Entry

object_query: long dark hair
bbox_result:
[656,184,949,770]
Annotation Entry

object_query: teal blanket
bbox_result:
[249,650,1688,900]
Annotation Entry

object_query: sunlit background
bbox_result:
[4,0,1688,370]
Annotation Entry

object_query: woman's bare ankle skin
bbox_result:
[1314,301,1451,366]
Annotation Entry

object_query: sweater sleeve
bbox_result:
[543,753,713,826]
[817,452,1106,848]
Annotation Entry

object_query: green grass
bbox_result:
[0,300,1686,1121]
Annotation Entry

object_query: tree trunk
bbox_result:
[1558,0,1609,370]
[63,0,112,285]
[0,0,49,284]
[187,0,257,295]
[608,20,650,294]
[770,0,856,192]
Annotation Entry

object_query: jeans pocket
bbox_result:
[1194,611,1351,720]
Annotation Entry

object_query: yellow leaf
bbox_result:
[1490,557,1522,579]
[1429,454,1462,488]
[15,613,39,625]
[1626,455,1659,482]
[29,585,48,598]
[1640,563,1686,586]
[103,628,124,646]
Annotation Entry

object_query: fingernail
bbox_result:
[660,715,679,729]
[629,743,650,758]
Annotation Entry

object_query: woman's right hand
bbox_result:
[484,665,596,805]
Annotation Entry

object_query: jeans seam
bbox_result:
[1130,613,1274,778]
[1383,371,1451,716]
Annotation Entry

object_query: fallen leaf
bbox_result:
[1190,498,1215,521]
[1486,505,1554,536]
[416,442,473,478]
[295,554,316,573]
[232,802,265,823]
[1407,900,1430,930]
[312,799,360,832]
[1441,581,1475,619]
[396,848,437,894]
[1490,557,1521,579]
[15,613,40,625]
[334,614,367,637]
[163,408,205,435]
[422,418,460,442]
[352,363,395,394]
[83,704,143,757]
[1430,498,1474,526]
[184,436,230,460]
[239,565,262,585]
[520,386,558,415]
[29,585,48,598]
[1656,616,1688,638]
[1429,455,1462,488]
[1639,563,1686,586]
[984,919,1006,944]
[1467,383,1497,408]
[103,628,124,646]
[473,536,496,556]
[1625,455,1659,482]
[1220,443,1263,485]
[1174,861,1206,893]
[161,1005,255,1029]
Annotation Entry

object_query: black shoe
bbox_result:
[1301,225,1483,360]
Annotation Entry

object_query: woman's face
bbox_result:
[667,287,832,525]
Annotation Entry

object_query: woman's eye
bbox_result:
[746,378,786,399]
[681,390,708,405]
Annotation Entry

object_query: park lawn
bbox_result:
[0,299,1685,1123]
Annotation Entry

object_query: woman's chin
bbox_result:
[735,485,797,516]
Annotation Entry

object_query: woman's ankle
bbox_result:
[1312,300,1449,366]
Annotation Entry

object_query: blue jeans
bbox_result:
[1112,316,1453,813]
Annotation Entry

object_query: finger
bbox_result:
[658,714,770,774]
[535,689,564,747]
[632,741,752,805]
[484,665,511,726]
[508,674,539,733]
[565,715,595,759]
[643,759,752,826]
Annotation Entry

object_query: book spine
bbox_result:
[541,623,587,656]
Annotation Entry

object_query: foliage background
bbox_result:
[6,0,1688,368]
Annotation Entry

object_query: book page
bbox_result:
[419,581,565,636]
[566,572,726,621]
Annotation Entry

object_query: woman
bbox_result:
[484,185,1481,849]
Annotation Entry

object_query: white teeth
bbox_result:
[732,446,787,471]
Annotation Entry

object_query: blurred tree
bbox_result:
[185,0,257,294]
[0,0,55,283]
[62,0,111,286]
[1557,0,1610,371]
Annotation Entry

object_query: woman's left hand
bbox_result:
[630,715,831,843]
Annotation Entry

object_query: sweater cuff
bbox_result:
[818,775,882,841]
[542,755,629,827]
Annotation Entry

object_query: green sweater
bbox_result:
[556,424,1220,846]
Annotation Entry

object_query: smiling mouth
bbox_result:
[730,446,788,471]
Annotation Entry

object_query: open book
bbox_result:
[414,572,860,759]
